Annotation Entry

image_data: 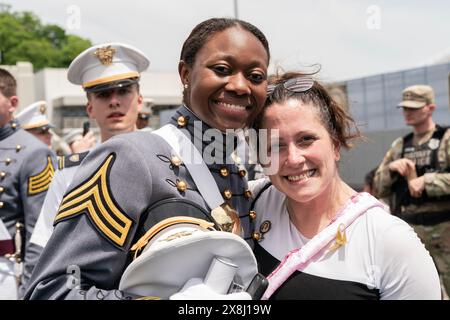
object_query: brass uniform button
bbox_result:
[0,202,4,208]
[223,189,232,200]
[0,186,4,193]
[170,156,182,167]
[239,170,246,178]
[244,189,252,199]
[249,210,257,220]
[16,145,22,152]
[11,122,17,129]
[252,231,261,241]
[177,116,187,127]
[176,180,187,192]
[219,167,229,177]
[0,172,6,179]
[5,158,11,165]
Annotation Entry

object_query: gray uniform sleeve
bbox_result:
[25,169,72,294]
[20,146,56,290]
[24,137,153,299]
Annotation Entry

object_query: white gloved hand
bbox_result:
[169,278,251,300]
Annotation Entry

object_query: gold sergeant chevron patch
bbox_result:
[54,153,133,248]
[28,156,55,195]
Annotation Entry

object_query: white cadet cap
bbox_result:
[119,216,258,299]
[63,128,83,145]
[15,101,53,130]
[67,42,150,93]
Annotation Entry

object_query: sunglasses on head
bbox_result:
[267,76,314,96]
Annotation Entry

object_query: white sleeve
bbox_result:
[377,221,441,300]
[248,177,271,195]
[29,168,73,248]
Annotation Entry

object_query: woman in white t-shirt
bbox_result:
[250,72,441,300]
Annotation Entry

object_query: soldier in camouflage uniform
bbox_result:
[374,85,450,297]
[0,68,56,298]
[25,18,270,300]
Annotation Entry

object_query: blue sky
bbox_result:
[7,0,450,82]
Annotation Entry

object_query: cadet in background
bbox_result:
[0,68,56,298]
[136,98,153,130]
[27,42,149,279]
[15,101,53,148]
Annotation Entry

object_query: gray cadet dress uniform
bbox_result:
[26,152,89,277]
[0,119,56,292]
[25,105,258,300]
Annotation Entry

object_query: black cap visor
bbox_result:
[85,78,139,93]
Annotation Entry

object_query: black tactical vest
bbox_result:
[393,125,450,207]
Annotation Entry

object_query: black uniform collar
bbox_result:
[0,120,20,141]
[169,105,239,163]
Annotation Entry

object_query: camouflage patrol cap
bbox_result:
[397,85,435,109]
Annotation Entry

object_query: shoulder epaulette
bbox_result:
[58,151,90,170]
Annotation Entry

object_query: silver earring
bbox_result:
[184,83,188,89]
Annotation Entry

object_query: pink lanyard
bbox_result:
[262,192,384,300]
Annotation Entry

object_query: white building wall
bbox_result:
[0,61,35,110]
[34,68,85,122]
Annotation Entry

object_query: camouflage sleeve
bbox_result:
[423,128,450,197]
[20,146,57,288]
[24,136,153,300]
[373,138,403,199]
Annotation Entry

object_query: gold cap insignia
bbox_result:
[39,103,46,114]
[211,203,241,235]
[94,45,116,66]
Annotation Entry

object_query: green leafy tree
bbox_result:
[0,5,91,70]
